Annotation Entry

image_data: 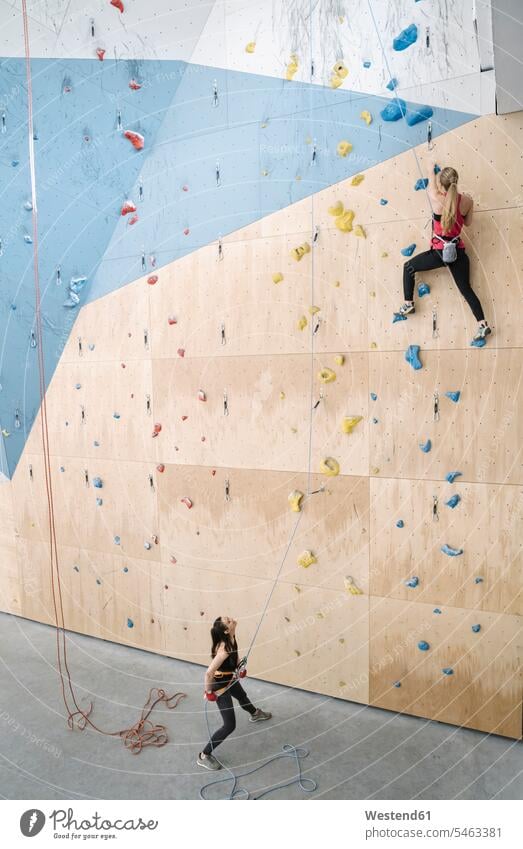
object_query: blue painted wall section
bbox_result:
[0,55,477,478]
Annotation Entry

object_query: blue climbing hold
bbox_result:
[405,105,433,126]
[442,667,454,676]
[405,345,422,370]
[363,60,371,68]
[405,576,419,588]
[434,163,441,174]
[441,544,463,557]
[393,312,407,323]
[393,24,418,51]
[418,640,430,651]
[144,541,152,550]
[445,494,461,509]
[386,77,398,91]
[381,99,407,122]
[393,681,401,688]
[127,618,134,628]
[93,476,103,488]
[96,497,103,506]
[59,466,65,473]
[471,337,486,348]
[114,535,121,545]
[474,576,484,584]
[75,383,82,390]
[370,392,378,401]
[433,608,442,615]
[418,282,430,297]
[123,566,129,573]
[401,243,416,257]
[379,198,388,205]
[396,519,404,528]
[414,178,429,191]
[446,470,462,483]
[471,624,481,633]
[113,412,121,419]
[419,439,432,453]
[445,391,461,403]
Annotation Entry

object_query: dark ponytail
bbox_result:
[211,616,234,658]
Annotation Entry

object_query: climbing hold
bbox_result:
[183,228,190,236]
[418,640,430,651]
[386,78,398,91]
[95,497,103,506]
[418,282,430,297]
[446,470,462,483]
[167,316,177,325]
[291,242,311,261]
[330,61,348,88]
[442,668,454,676]
[279,391,285,400]
[405,345,422,370]
[405,576,419,588]
[59,466,65,473]
[96,48,106,61]
[152,423,162,437]
[344,575,363,595]
[445,391,461,403]
[372,417,378,425]
[297,550,316,569]
[363,60,371,68]
[360,110,372,125]
[297,315,307,331]
[121,200,136,216]
[245,42,256,53]
[288,490,304,513]
[396,519,404,528]
[472,624,481,633]
[123,130,144,150]
[320,457,340,476]
[177,348,185,357]
[93,477,103,488]
[111,0,124,11]
[308,305,320,315]
[433,608,442,615]
[147,275,158,286]
[129,79,142,90]
[144,541,152,550]
[380,99,407,122]
[353,224,366,238]
[471,337,487,348]
[123,567,128,573]
[94,441,100,447]
[181,496,193,509]
[393,23,418,51]
[181,415,188,421]
[381,251,388,258]
[272,272,284,284]
[328,200,344,216]
[419,439,432,453]
[75,383,81,390]
[156,464,165,473]
[475,576,484,584]
[127,619,134,629]
[318,367,336,384]
[445,494,461,509]
[113,412,121,420]
[73,565,80,573]
[197,390,207,403]
[414,178,429,191]
[370,392,377,401]
[341,416,362,434]
[114,536,121,545]
[401,243,416,256]
[334,280,341,287]
[337,140,352,157]
[379,198,388,205]
[334,210,355,232]
[406,106,433,127]
[351,174,364,186]
[441,544,464,557]
[393,681,401,688]
[392,312,407,323]
[285,54,299,80]
[334,354,345,366]
[128,214,139,225]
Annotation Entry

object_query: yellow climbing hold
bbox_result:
[381,251,388,258]
[245,41,256,53]
[328,200,344,217]
[272,272,284,284]
[279,391,286,400]
[305,135,312,145]
[370,341,377,349]
[308,305,320,315]
[333,61,348,79]
[297,315,308,331]
[320,457,340,476]
[341,415,362,434]
[354,224,367,238]
[1,429,10,438]
[334,354,345,365]
[286,54,299,80]
[297,550,316,569]
[294,585,301,593]
[318,367,336,384]
[344,575,364,595]
[288,490,304,513]
[291,242,311,262]
[291,427,298,433]
[261,169,269,176]
[330,75,343,89]
[335,210,355,232]
[351,174,365,186]
[369,290,376,298]
[294,649,301,656]
[334,280,341,287]
[371,466,380,475]
[360,110,372,125]
[337,140,353,157]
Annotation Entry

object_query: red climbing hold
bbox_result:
[211,470,216,476]
[168,316,177,325]
[182,185,189,192]
[201,436,206,442]
[181,415,188,421]
[152,423,162,437]
[170,555,177,564]
[198,389,207,402]
[124,130,144,150]
[156,464,165,473]
[181,496,193,509]
[183,228,190,236]
[177,348,185,357]
[96,48,106,61]
[147,275,158,286]
[121,362,126,368]
[129,79,142,91]
[128,214,138,225]
[121,200,136,216]
[110,0,124,12]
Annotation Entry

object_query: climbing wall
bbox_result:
[1,2,521,739]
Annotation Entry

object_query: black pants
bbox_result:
[203,681,256,755]
[403,248,485,322]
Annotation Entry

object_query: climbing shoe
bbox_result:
[472,323,492,343]
[397,302,415,316]
[249,708,272,722]
[197,752,222,771]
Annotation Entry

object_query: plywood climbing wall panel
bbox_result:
[152,352,369,474]
[14,538,55,628]
[366,209,523,351]
[369,349,523,485]
[369,596,522,738]
[249,583,369,704]
[24,360,156,462]
[0,478,21,615]
[157,465,369,590]
[370,477,522,616]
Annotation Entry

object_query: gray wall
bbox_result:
[492,0,523,113]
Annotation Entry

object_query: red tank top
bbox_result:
[431,193,465,249]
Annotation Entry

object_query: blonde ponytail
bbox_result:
[439,166,459,233]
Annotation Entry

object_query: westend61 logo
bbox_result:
[20,808,158,839]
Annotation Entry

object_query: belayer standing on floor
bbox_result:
[396,162,491,343]
[197,615,272,771]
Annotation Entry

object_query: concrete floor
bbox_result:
[0,612,520,800]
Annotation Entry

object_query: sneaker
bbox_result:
[197,752,222,771]
[397,302,415,316]
[472,323,492,342]
[249,708,272,723]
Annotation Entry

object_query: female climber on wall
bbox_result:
[197,615,272,771]
[396,163,491,343]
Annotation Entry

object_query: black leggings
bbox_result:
[203,681,256,755]
[403,248,485,322]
